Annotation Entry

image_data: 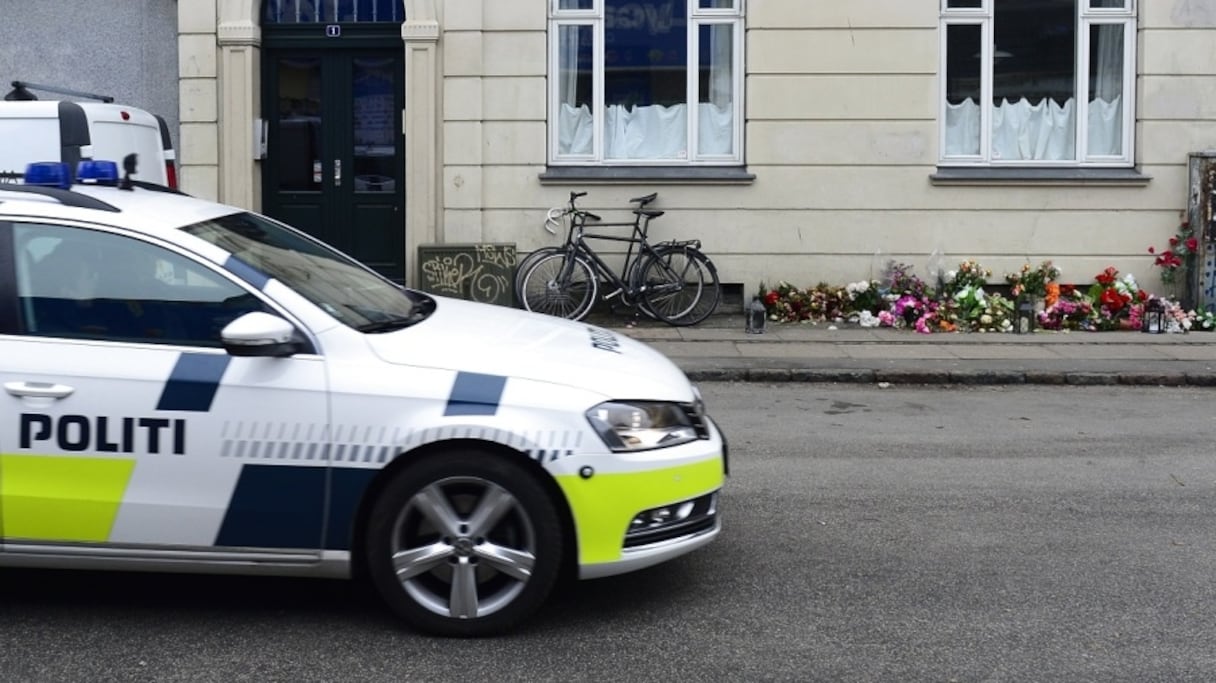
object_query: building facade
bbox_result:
[9,1,1216,302]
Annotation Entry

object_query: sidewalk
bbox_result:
[589,311,1216,386]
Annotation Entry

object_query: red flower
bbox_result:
[1148,246,1156,254]
[1095,267,1118,286]
[764,291,779,306]
[1100,287,1127,312]
[1186,237,1199,252]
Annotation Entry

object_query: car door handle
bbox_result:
[4,381,75,399]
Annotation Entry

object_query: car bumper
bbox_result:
[555,426,726,579]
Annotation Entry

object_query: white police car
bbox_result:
[0,161,725,636]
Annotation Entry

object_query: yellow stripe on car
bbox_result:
[556,456,723,565]
[0,455,135,542]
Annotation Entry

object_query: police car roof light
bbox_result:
[24,162,71,189]
[78,160,120,185]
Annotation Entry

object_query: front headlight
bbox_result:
[585,401,699,452]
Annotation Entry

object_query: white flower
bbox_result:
[857,311,880,328]
[846,282,858,295]
[980,314,993,325]
[856,280,870,293]
[947,270,958,281]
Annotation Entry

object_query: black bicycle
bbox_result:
[517,191,720,326]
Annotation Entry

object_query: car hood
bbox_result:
[364,296,695,401]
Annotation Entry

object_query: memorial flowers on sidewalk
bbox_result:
[1148,219,1198,286]
[1038,287,1095,331]
[1005,260,1061,299]
[1087,266,1145,330]
[757,257,1213,334]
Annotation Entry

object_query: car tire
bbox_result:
[365,450,563,636]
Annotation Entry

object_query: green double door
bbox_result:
[262,47,405,282]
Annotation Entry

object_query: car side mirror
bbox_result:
[220,311,305,357]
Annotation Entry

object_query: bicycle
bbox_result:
[513,191,654,307]
[517,191,721,326]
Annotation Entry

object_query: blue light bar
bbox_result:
[77,160,120,185]
[24,162,71,189]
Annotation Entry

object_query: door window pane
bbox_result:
[559,0,594,8]
[14,225,268,346]
[557,24,595,156]
[947,0,983,7]
[277,57,323,191]
[1089,0,1128,7]
[264,0,404,23]
[992,0,1076,161]
[698,23,734,156]
[944,24,982,157]
[698,0,735,8]
[1088,23,1125,156]
[352,57,397,193]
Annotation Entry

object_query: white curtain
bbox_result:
[559,103,734,159]
[991,97,1076,161]
[558,103,595,157]
[944,99,982,157]
[944,96,1122,161]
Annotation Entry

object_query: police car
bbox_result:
[0,161,726,636]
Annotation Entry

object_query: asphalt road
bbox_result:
[2,383,1214,682]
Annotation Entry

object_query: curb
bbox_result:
[682,368,1216,386]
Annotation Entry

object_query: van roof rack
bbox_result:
[5,80,115,103]
[0,184,120,212]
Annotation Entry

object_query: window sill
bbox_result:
[930,167,1152,186]
[539,166,756,185]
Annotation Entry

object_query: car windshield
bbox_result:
[181,212,420,330]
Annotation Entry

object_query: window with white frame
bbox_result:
[548,0,744,165]
[940,0,1136,166]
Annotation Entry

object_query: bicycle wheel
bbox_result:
[626,243,679,321]
[519,251,598,321]
[514,246,563,307]
[637,246,721,326]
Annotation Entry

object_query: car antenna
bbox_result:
[121,153,137,191]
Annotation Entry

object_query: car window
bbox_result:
[182,212,418,330]
[13,223,270,346]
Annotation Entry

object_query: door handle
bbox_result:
[4,381,75,399]
[334,158,342,187]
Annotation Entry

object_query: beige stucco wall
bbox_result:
[450,1,1216,296]
[180,1,1216,295]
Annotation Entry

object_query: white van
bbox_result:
[0,93,177,188]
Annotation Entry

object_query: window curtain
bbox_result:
[946,97,1121,161]
[561,103,734,159]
